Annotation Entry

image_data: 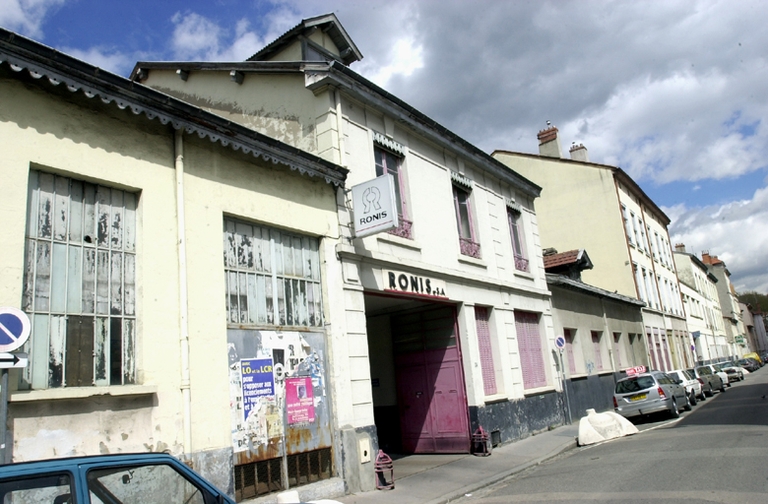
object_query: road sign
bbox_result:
[555,336,566,350]
[0,353,28,369]
[0,307,31,353]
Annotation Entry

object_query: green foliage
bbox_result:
[739,291,768,314]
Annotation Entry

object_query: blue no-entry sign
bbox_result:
[0,307,31,353]
[555,336,566,350]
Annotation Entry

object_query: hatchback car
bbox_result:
[614,371,690,420]
[690,365,725,396]
[738,358,760,372]
[716,361,744,382]
[667,369,703,405]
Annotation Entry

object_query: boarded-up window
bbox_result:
[564,328,576,374]
[514,311,547,389]
[475,306,496,395]
[22,170,137,389]
[613,332,622,369]
[591,331,603,371]
[224,219,323,328]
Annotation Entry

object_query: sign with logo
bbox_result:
[626,365,647,376]
[351,174,399,238]
[383,270,447,298]
[0,307,31,353]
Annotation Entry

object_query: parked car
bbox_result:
[0,453,236,504]
[738,357,760,372]
[614,370,690,420]
[668,369,703,405]
[715,361,744,382]
[689,366,725,396]
[698,364,730,388]
[743,352,763,366]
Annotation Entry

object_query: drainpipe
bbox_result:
[334,89,346,167]
[175,129,193,454]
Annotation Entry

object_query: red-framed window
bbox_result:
[453,185,480,258]
[515,311,547,389]
[374,146,412,239]
[591,331,603,371]
[507,208,529,272]
[475,306,496,395]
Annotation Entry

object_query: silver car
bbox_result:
[613,371,690,419]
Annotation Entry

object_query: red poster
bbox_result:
[286,377,315,425]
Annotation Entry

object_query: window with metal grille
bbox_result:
[564,328,577,374]
[453,184,480,258]
[514,311,547,389]
[234,448,332,501]
[22,170,137,389]
[507,207,528,272]
[475,306,496,395]
[374,146,412,239]
[224,219,323,328]
[591,331,603,371]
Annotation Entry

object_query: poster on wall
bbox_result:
[241,358,275,420]
[286,376,315,425]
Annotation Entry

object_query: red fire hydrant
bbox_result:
[374,449,395,490]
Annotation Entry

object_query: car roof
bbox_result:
[0,453,180,477]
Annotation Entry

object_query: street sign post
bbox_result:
[0,307,31,353]
[0,307,31,465]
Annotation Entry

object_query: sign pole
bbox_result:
[559,351,572,425]
[0,369,8,465]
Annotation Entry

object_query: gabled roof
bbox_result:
[0,28,348,187]
[246,13,363,65]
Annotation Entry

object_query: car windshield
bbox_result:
[683,370,695,380]
[616,376,655,394]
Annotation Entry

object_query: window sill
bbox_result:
[457,254,487,268]
[482,393,508,404]
[513,269,535,280]
[522,385,556,396]
[376,232,421,251]
[10,384,158,403]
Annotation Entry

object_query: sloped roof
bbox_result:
[246,13,363,65]
[0,28,347,187]
[546,274,645,307]
[543,249,592,271]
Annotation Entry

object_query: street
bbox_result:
[457,367,768,503]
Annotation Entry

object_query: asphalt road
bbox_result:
[457,367,768,503]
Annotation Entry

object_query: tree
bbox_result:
[739,291,768,314]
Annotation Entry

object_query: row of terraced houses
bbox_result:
[1,14,766,502]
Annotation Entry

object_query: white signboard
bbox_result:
[351,174,399,238]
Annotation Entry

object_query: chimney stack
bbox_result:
[675,243,686,253]
[537,124,563,158]
[569,143,589,162]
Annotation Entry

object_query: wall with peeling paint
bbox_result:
[1,66,341,495]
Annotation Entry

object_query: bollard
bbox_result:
[472,426,491,456]
[374,449,395,490]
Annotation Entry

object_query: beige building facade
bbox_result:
[1,28,346,500]
[133,14,567,499]
[493,127,693,372]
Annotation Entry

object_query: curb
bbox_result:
[422,438,579,504]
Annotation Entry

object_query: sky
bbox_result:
[2,0,767,294]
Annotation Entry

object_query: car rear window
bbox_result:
[616,376,655,393]
[683,370,695,380]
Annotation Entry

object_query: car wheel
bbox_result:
[727,381,732,387]
[683,394,692,411]
[670,398,680,418]
[704,385,713,397]
[689,390,697,406]
[720,382,726,393]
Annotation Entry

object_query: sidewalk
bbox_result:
[336,423,580,504]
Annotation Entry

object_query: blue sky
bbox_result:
[2,0,767,293]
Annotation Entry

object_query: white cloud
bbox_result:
[0,0,64,38]
[63,46,133,75]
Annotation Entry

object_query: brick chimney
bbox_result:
[569,143,589,162]
[675,243,686,253]
[537,124,563,158]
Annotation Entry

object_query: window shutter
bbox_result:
[475,307,496,395]
[515,311,547,389]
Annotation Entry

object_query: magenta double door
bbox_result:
[392,306,470,453]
